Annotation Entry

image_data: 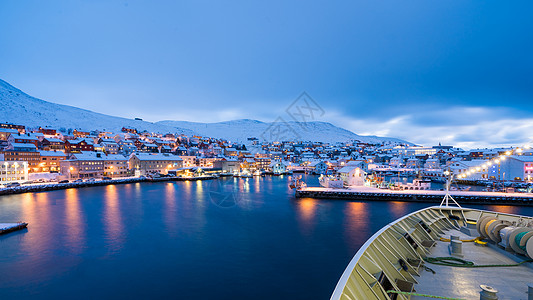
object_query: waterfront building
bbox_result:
[0,150,40,171]
[179,156,197,167]
[308,160,329,175]
[493,155,533,182]
[101,154,131,178]
[36,150,67,173]
[0,160,29,183]
[449,160,489,180]
[60,152,105,179]
[268,161,287,174]
[129,153,183,176]
[213,159,240,173]
[337,165,366,186]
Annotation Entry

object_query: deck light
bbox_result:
[494,159,500,164]
[500,156,506,161]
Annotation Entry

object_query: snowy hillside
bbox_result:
[157,119,408,144]
[0,79,409,144]
[0,79,194,135]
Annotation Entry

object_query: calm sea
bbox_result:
[1,175,532,299]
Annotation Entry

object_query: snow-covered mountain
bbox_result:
[157,119,407,144]
[0,79,409,144]
[0,79,194,135]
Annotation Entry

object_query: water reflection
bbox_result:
[389,201,408,219]
[164,183,178,236]
[64,188,85,254]
[20,193,52,264]
[296,198,317,235]
[485,205,519,215]
[344,201,370,247]
[103,185,124,254]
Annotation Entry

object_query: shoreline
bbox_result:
[0,175,217,196]
[296,186,533,206]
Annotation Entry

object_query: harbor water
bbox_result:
[1,175,532,299]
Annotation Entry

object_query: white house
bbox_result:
[337,165,366,186]
[308,160,329,175]
[269,161,287,174]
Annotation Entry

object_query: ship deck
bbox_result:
[413,229,533,300]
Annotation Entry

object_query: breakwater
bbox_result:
[295,187,533,206]
[0,175,217,196]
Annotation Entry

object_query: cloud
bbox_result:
[328,106,533,149]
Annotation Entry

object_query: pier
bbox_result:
[295,186,533,205]
[0,222,28,235]
[0,175,218,196]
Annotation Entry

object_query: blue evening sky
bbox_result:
[1,1,532,148]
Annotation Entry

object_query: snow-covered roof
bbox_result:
[39,150,66,157]
[0,128,18,133]
[70,152,128,161]
[10,142,37,149]
[337,166,361,173]
[132,153,183,161]
[509,155,533,162]
[45,138,64,143]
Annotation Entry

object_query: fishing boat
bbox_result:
[331,176,533,300]
[319,175,344,188]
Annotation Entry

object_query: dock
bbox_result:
[295,186,533,205]
[0,222,28,235]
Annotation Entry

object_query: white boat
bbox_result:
[392,178,431,191]
[319,175,344,188]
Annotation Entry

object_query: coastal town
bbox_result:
[1,121,532,193]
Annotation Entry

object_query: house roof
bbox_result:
[132,154,183,161]
[10,142,37,149]
[39,150,67,157]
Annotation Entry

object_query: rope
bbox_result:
[424,256,533,268]
[386,290,466,300]
[439,236,483,243]
[515,231,531,251]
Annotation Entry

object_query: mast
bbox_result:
[439,169,462,208]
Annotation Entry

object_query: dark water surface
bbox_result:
[1,175,532,299]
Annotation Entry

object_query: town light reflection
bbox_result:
[65,188,86,254]
[389,201,408,219]
[344,201,370,247]
[164,183,178,236]
[486,205,518,215]
[296,198,317,235]
[103,185,124,254]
